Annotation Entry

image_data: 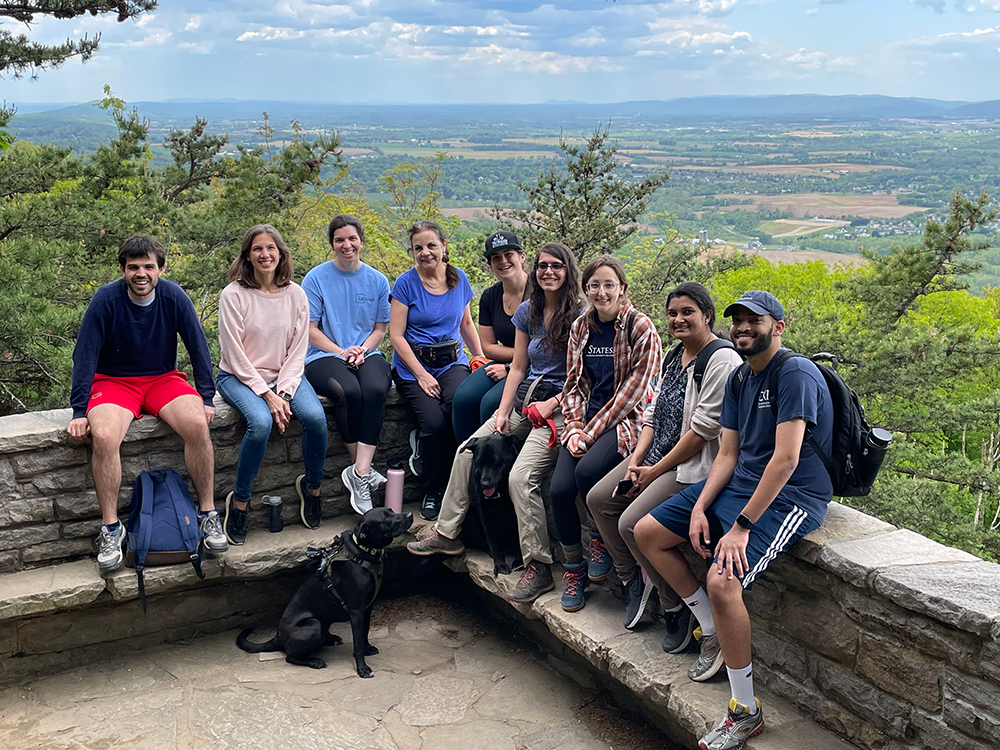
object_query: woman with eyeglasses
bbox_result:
[551,255,661,613]
[407,242,583,606]
[390,220,484,522]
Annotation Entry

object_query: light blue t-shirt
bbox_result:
[391,267,474,381]
[511,300,567,386]
[301,261,390,365]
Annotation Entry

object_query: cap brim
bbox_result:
[724,301,771,318]
[484,244,522,256]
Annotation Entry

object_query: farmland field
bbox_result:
[672,163,909,176]
[757,218,851,237]
[714,193,930,219]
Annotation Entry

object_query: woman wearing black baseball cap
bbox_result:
[452,230,529,443]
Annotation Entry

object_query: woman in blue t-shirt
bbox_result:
[553,255,662,613]
[451,230,529,443]
[302,215,392,516]
[390,220,485,521]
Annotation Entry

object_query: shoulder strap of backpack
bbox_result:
[135,471,156,569]
[661,342,682,375]
[693,339,736,390]
[163,470,206,580]
[625,309,638,347]
[726,361,753,408]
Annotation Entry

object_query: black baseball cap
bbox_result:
[484,230,523,259]
[723,290,785,321]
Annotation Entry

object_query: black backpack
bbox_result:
[728,350,890,497]
[662,338,738,390]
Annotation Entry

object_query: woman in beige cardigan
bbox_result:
[587,282,742,651]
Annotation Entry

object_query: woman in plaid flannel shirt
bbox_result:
[552,255,662,612]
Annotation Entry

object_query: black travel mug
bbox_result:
[263,495,283,533]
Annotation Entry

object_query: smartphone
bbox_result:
[616,478,636,496]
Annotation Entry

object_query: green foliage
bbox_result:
[495,122,668,262]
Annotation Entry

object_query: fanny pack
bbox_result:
[410,339,460,369]
[515,376,561,412]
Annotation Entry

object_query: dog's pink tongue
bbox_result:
[482,487,497,497]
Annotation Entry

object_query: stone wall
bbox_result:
[0,390,417,574]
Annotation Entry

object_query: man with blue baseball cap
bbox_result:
[635,290,833,750]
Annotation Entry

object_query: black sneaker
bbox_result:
[224,491,249,546]
[419,493,441,521]
[296,474,322,529]
[409,429,423,477]
[622,570,652,630]
[662,605,696,654]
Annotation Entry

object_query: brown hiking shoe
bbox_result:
[505,561,554,604]
[407,529,465,557]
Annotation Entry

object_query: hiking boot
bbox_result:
[199,510,229,554]
[662,605,697,654]
[689,631,725,682]
[419,493,441,521]
[699,698,764,750]
[342,465,373,515]
[407,529,465,557]
[408,429,423,476]
[223,491,249,546]
[369,468,387,489]
[506,561,555,604]
[96,522,126,574]
[587,534,613,582]
[622,570,653,629]
[561,560,590,612]
[296,474,322,529]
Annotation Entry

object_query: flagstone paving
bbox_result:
[0,595,678,750]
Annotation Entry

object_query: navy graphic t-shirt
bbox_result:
[584,317,616,422]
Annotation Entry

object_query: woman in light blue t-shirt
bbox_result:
[303,215,392,516]
[389,220,484,521]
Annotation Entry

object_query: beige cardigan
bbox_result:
[641,344,744,484]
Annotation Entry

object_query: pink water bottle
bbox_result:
[385,459,405,513]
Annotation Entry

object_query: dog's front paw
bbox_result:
[363,644,379,656]
[493,559,511,576]
[324,633,343,646]
[356,664,374,678]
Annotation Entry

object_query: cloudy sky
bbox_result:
[5,0,1000,104]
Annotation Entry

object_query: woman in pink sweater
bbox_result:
[216,224,328,546]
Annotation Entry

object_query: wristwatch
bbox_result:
[280,392,292,402]
[736,513,754,530]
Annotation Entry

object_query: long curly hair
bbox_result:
[527,242,583,352]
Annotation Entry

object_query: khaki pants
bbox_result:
[587,453,689,610]
[436,407,564,566]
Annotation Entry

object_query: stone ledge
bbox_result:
[0,560,106,621]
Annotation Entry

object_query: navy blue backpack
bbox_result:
[126,469,206,612]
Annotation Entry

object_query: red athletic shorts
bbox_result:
[87,370,201,419]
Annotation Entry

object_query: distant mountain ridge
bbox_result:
[9,94,1000,134]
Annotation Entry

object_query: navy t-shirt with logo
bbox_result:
[584,317,616,422]
[720,349,834,522]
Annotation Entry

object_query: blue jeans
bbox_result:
[217,371,329,503]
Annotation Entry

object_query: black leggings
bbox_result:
[393,365,470,496]
[304,355,391,446]
[550,429,625,547]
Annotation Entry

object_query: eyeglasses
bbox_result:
[586,282,620,294]
[536,262,566,272]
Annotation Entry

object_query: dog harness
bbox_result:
[307,532,386,609]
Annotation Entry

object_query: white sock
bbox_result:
[682,587,715,637]
[728,664,757,714]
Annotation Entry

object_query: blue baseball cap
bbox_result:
[724,291,785,321]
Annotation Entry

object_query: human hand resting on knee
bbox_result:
[264,391,291,433]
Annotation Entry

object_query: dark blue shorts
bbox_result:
[649,480,821,588]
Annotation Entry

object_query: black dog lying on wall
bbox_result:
[237,507,413,678]
[460,433,523,576]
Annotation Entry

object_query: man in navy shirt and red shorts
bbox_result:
[636,291,833,750]
[67,235,228,574]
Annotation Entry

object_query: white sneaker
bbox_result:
[96,523,127,574]
[342,465,373,515]
[199,511,229,554]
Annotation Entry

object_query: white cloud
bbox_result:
[185,16,202,32]
[787,48,827,68]
[178,41,212,54]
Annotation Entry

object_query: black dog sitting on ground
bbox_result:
[237,507,412,677]
[460,433,523,575]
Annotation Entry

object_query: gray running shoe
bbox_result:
[689,631,725,682]
[342,465,373,515]
[662,606,696,654]
[506,561,554,604]
[369,468,387,489]
[199,510,229,554]
[96,522,127,574]
[698,699,764,750]
[622,570,652,630]
[407,529,465,556]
